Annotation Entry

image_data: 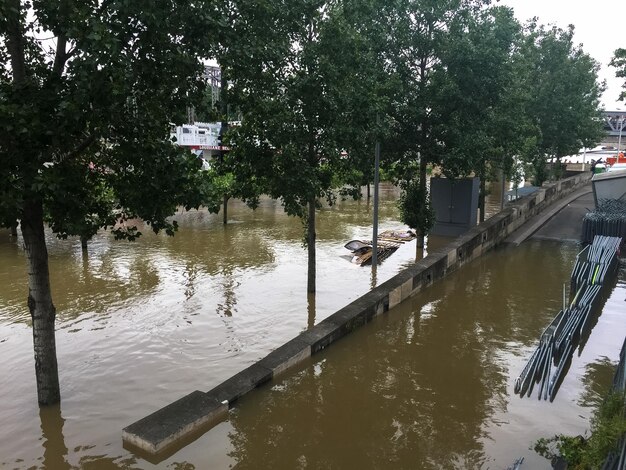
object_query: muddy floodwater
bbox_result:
[0,183,624,469]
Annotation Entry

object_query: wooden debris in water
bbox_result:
[344,229,416,265]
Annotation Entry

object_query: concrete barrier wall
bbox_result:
[122,172,592,459]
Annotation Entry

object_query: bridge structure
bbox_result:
[603,111,626,138]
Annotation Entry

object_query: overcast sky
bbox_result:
[497,0,626,110]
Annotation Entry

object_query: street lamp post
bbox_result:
[371,132,380,267]
[618,116,625,154]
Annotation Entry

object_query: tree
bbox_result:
[519,22,605,184]
[0,0,222,405]
[610,48,626,103]
[222,0,381,293]
[379,0,489,244]
[398,177,434,238]
[435,6,529,221]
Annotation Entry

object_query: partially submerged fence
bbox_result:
[583,199,626,244]
[514,235,622,401]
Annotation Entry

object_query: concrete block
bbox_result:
[298,320,346,354]
[258,337,311,377]
[536,190,545,204]
[122,390,227,455]
[400,278,413,301]
[374,298,387,316]
[432,255,448,279]
[415,250,447,273]
[351,295,378,318]
[323,304,370,335]
[446,249,456,267]
[360,290,389,318]
[411,272,422,292]
[207,363,272,406]
[389,285,402,309]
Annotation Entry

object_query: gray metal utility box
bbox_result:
[430,177,480,237]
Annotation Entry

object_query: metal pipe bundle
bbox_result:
[582,199,626,244]
[514,235,622,401]
[571,236,621,291]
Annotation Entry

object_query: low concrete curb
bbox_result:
[122,391,227,455]
[122,172,592,459]
[504,186,593,245]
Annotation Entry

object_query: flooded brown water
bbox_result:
[0,184,624,469]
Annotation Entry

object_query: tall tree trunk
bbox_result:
[6,0,26,85]
[415,243,425,263]
[223,194,229,224]
[307,292,316,329]
[11,221,18,237]
[366,182,370,198]
[80,235,88,252]
[220,70,230,225]
[307,197,316,294]
[21,199,60,406]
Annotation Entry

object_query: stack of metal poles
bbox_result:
[582,199,626,244]
[514,235,622,401]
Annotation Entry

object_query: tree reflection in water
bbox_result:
[578,357,618,408]
[225,268,505,468]
[40,404,70,470]
[224,242,584,469]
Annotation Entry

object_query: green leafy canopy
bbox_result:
[0,0,225,238]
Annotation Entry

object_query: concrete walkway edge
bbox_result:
[504,185,592,246]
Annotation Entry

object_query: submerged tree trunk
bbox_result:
[220,70,230,226]
[80,235,88,252]
[21,199,60,406]
[415,244,425,262]
[307,292,316,329]
[366,183,370,199]
[11,222,18,237]
[307,197,316,294]
[8,2,60,405]
[557,155,564,180]
[223,194,229,224]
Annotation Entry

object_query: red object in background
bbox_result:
[607,152,626,166]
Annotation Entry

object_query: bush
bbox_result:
[534,391,626,469]
[398,178,435,235]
